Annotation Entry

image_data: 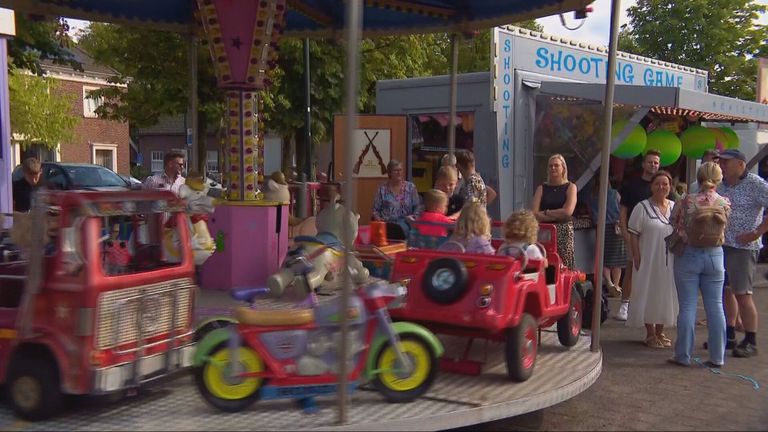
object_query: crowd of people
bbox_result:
[369,145,765,369]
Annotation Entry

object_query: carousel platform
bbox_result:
[0,288,602,431]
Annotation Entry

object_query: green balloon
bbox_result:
[611,120,647,159]
[720,127,739,149]
[645,130,681,167]
[680,125,715,158]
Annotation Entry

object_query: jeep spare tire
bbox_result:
[422,258,468,304]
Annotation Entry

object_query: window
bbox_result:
[83,86,104,118]
[206,150,219,173]
[91,143,117,172]
[150,151,164,173]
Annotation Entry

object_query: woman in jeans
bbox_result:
[668,162,731,368]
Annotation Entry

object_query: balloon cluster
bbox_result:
[611,121,739,166]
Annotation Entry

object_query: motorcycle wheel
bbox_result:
[371,335,437,403]
[194,342,264,412]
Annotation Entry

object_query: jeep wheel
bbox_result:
[505,313,538,382]
[422,258,468,305]
[557,285,582,347]
[6,354,62,421]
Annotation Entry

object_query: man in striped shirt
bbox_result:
[143,152,186,196]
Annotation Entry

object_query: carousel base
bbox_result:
[0,330,601,431]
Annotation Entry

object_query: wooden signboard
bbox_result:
[333,115,407,224]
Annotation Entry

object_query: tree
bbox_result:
[624,0,766,100]
[7,14,82,73]
[8,74,78,149]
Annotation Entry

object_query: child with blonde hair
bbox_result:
[415,189,454,237]
[497,210,546,264]
[434,165,463,219]
[445,202,494,254]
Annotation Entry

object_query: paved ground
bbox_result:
[455,264,768,431]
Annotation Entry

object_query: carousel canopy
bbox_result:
[0,0,593,36]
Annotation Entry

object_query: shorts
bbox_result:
[723,246,757,295]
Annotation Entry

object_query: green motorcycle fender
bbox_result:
[193,327,234,367]
[363,321,444,381]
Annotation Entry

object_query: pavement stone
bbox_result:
[454,263,768,431]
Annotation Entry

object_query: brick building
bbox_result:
[136,115,284,181]
[11,46,132,175]
[135,115,220,179]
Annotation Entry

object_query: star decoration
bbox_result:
[231,37,242,49]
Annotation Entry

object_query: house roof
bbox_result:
[41,45,119,81]
[136,115,187,135]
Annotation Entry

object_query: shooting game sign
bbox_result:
[352,129,390,178]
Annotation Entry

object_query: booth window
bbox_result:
[409,112,475,193]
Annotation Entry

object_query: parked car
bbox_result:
[118,174,143,190]
[12,162,130,191]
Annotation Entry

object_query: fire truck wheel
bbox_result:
[194,342,264,412]
[557,285,583,347]
[422,258,468,305]
[6,354,62,421]
[505,313,538,382]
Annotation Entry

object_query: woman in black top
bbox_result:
[532,154,577,268]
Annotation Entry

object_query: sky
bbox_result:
[65,0,768,45]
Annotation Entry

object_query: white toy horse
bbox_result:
[266,201,369,298]
[163,174,218,265]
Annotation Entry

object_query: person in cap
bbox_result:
[716,149,768,358]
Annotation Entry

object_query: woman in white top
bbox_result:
[627,170,679,348]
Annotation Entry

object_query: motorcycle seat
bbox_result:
[234,307,315,326]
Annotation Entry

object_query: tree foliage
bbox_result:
[622,0,767,100]
[8,74,78,149]
[7,15,81,74]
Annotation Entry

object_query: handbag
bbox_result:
[664,231,686,256]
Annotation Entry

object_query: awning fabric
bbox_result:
[539,81,768,123]
[0,0,593,36]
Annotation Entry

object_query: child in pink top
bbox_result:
[447,202,495,255]
[415,189,454,237]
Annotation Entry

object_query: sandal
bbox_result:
[657,333,672,348]
[646,336,665,349]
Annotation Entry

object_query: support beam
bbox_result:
[338,0,363,425]
[591,0,622,353]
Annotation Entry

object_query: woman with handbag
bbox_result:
[627,170,678,348]
[667,162,731,368]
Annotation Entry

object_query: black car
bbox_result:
[12,162,131,191]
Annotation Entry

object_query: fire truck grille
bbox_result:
[95,278,195,350]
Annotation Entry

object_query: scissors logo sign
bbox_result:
[352,129,391,178]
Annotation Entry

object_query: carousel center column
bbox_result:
[197,0,289,291]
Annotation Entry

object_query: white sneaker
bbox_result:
[615,302,628,321]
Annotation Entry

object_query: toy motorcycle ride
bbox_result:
[192,251,444,413]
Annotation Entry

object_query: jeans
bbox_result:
[673,246,726,365]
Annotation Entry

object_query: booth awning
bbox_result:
[539,81,768,123]
[0,0,593,36]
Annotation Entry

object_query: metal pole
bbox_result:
[592,0,622,352]
[338,0,362,425]
[0,38,13,222]
[188,34,200,173]
[304,38,313,181]
[447,33,459,157]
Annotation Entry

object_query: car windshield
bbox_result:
[65,166,127,188]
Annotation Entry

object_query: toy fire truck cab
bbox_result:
[0,190,197,420]
[389,224,589,382]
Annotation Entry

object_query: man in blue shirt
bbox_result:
[717,149,768,358]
